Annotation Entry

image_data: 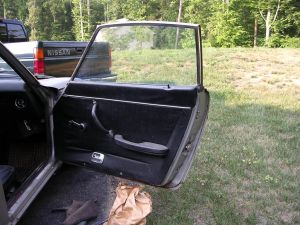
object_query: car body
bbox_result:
[0,21,209,225]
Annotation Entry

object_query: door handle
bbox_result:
[91,100,113,137]
[68,120,86,130]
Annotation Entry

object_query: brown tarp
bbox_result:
[105,183,152,225]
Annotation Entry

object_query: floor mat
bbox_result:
[8,142,48,183]
[17,165,116,225]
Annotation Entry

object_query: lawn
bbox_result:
[108,47,300,224]
[141,48,300,225]
[111,47,300,225]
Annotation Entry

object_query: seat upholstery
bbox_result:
[0,165,14,190]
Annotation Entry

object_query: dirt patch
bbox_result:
[190,207,217,225]
[226,49,300,99]
[280,211,299,224]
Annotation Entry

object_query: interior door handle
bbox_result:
[91,100,113,137]
[114,134,169,156]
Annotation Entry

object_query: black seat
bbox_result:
[0,165,15,191]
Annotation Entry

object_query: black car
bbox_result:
[0,21,209,225]
[0,18,28,43]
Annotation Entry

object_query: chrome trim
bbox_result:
[64,94,191,110]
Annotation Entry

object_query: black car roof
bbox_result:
[0,18,24,25]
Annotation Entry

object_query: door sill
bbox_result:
[7,160,62,225]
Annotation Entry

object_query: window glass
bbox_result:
[0,23,7,42]
[0,56,20,79]
[75,25,197,86]
[7,24,26,42]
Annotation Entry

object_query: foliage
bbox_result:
[267,33,284,47]
[281,37,300,48]
[0,0,299,46]
[208,9,250,47]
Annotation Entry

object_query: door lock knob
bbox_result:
[68,120,86,130]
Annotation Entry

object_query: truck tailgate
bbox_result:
[43,41,87,77]
[4,41,88,78]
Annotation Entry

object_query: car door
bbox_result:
[53,22,210,189]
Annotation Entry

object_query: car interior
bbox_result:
[0,77,49,205]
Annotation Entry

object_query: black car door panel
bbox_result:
[53,22,210,188]
[53,82,206,186]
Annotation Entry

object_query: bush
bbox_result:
[267,34,284,48]
[208,11,251,47]
[281,37,300,48]
[267,35,300,48]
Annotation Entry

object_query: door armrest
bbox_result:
[114,134,168,156]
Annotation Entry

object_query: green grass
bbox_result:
[113,48,300,224]
[112,48,197,85]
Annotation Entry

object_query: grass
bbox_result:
[112,48,300,225]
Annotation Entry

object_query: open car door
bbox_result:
[53,22,209,188]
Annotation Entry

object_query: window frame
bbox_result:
[71,21,203,86]
[0,23,8,42]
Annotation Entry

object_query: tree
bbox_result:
[26,0,49,40]
[274,0,300,37]
[207,0,250,47]
[44,0,74,40]
[0,0,298,46]
[1,0,18,18]
[175,0,183,48]
[258,0,281,45]
[184,0,214,39]
[72,0,89,40]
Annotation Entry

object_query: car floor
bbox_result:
[8,142,48,183]
[17,164,117,225]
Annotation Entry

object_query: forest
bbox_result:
[0,0,299,47]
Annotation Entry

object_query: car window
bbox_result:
[7,23,26,42]
[0,56,20,79]
[0,23,7,42]
[75,24,197,86]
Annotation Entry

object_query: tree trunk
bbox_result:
[175,0,183,49]
[79,0,84,41]
[265,9,271,43]
[254,17,258,47]
[107,2,110,22]
[3,1,6,18]
[87,0,90,33]
[258,0,280,46]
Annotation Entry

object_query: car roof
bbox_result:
[0,18,24,25]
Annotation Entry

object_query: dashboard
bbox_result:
[0,79,45,140]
